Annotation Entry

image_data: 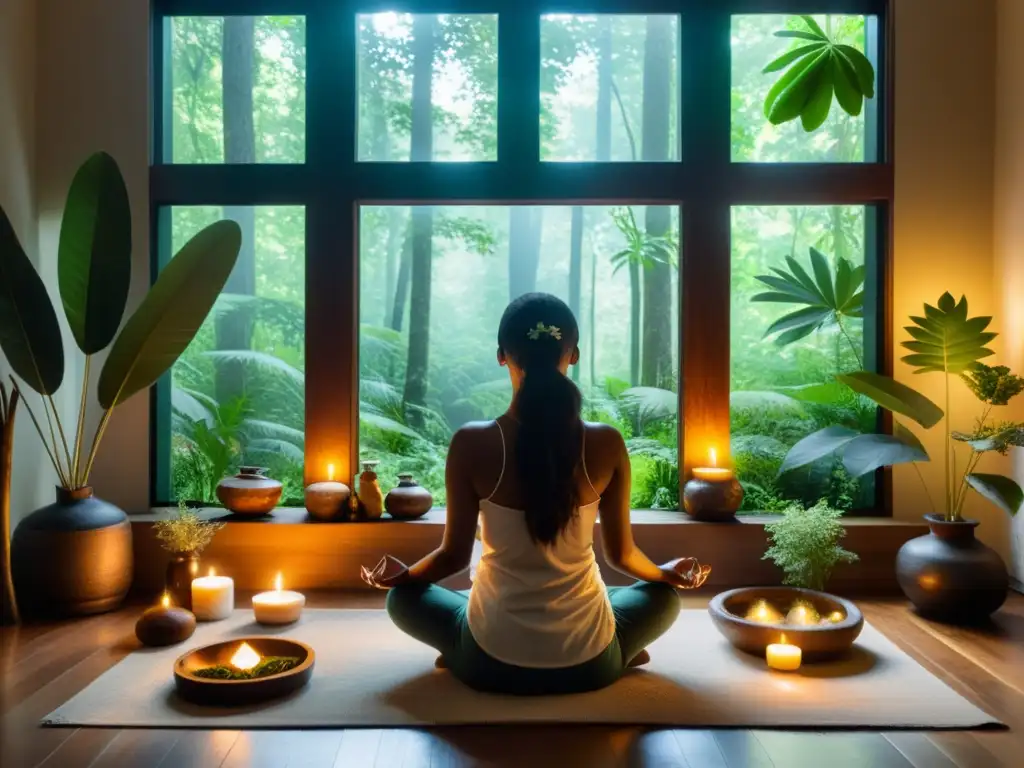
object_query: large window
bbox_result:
[152,1,891,514]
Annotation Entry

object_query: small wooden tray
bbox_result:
[173,637,314,706]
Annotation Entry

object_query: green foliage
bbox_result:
[901,293,996,375]
[752,247,863,351]
[961,364,1024,406]
[965,474,1022,517]
[154,502,226,554]
[763,500,859,590]
[837,371,943,428]
[193,657,300,680]
[608,207,677,275]
[763,16,875,132]
[952,421,1024,455]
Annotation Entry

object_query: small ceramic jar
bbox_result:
[385,474,434,520]
[216,467,282,516]
[358,461,384,519]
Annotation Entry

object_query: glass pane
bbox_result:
[731,15,876,162]
[731,205,875,513]
[541,15,680,162]
[168,206,306,504]
[169,16,306,163]
[357,14,498,161]
[359,205,680,509]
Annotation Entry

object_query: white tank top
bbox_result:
[466,421,616,668]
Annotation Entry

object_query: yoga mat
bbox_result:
[44,609,998,729]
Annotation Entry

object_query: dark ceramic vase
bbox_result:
[896,514,1008,623]
[166,553,200,610]
[12,487,133,617]
[385,474,433,520]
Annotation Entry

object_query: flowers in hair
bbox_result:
[527,322,562,341]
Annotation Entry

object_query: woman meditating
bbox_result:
[363,293,710,695]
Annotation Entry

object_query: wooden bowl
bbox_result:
[708,586,863,661]
[173,637,314,706]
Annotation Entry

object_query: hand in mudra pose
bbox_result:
[361,555,410,590]
[659,558,712,590]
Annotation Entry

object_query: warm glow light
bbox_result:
[274,573,283,592]
[230,642,261,670]
[161,593,170,608]
[828,610,846,623]
[745,599,783,624]
[209,567,216,578]
[327,463,335,482]
[709,447,718,467]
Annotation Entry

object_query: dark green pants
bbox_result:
[385,581,680,695]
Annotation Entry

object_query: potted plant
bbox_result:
[778,293,1023,621]
[154,502,226,609]
[763,500,859,591]
[0,152,240,617]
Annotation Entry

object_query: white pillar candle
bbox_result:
[252,573,305,625]
[191,568,234,621]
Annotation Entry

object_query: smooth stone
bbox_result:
[135,605,197,647]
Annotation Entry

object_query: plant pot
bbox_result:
[896,514,1008,623]
[216,467,282,516]
[11,487,133,617]
[166,553,200,609]
[385,474,433,520]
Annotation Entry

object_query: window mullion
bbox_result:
[497,1,542,183]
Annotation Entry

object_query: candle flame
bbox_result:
[780,633,788,645]
[230,642,261,671]
[327,463,335,482]
[274,572,283,592]
[209,567,216,578]
[709,447,717,467]
[161,593,170,608]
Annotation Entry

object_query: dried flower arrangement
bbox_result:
[154,503,225,555]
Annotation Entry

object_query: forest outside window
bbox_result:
[151,1,892,515]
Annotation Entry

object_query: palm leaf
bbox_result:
[837,371,944,428]
[202,350,304,387]
[966,473,1023,516]
[619,386,677,421]
[900,293,997,375]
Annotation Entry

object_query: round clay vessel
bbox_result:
[385,473,433,519]
[166,553,200,609]
[12,486,133,617]
[216,467,282,516]
[896,514,1008,623]
[682,477,743,521]
[708,586,863,661]
[304,481,351,521]
[136,605,197,647]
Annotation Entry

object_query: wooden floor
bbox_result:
[2,593,1022,768]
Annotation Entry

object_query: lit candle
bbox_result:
[252,573,305,625]
[304,463,351,522]
[785,600,820,626]
[692,448,734,481]
[191,567,235,621]
[744,598,784,624]
[230,641,261,671]
[766,634,802,672]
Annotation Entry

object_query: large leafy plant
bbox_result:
[763,15,876,132]
[752,246,864,361]
[763,500,859,590]
[0,152,241,490]
[780,293,1024,522]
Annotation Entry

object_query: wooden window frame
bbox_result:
[150,0,894,514]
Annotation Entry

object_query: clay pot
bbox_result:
[216,467,282,516]
[682,477,743,522]
[12,487,133,617]
[304,481,351,521]
[896,514,1008,623]
[385,474,433,520]
[166,553,200,609]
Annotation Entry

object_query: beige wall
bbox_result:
[995,0,1024,582]
[0,0,53,522]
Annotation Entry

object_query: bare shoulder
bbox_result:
[448,420,501,457]
[582,421,627,459]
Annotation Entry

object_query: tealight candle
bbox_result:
[135,593,196,647]
[252,573,305,625]
[682,447,744,521]
[745,598,784,625]
[766,634,802,672]
[785,600,820,626]
[304,463,351,522]
[191,567,235,621]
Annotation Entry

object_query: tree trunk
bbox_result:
[568,206,583,382]
[390,226,412,332]
[640,16,674,389]
[402,15,435,427]
[508,207,542,301]
[383,209,402,327]
[629,260,641,386]
[216,16,256,408]
[591,16,612,388]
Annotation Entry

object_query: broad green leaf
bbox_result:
[836,44,875,98]
[779,425,859,475]
[98,220,242,409]
[783,256,824,300]
[783,381,849,405]
[757,274,821,304]
[900,294,997,375]
[808,248,836,307]
[800,59,834,131]
[800,15,828,40]
[775,324,819,346]
[764,51,820,119]
[620,386,677,421]
[774,31,825,42]
[764,306,831,340]
[360,411,425,440]
[834,257,854,308]
[58,152,132,354]
[841,432,928,477]
[966,473,1023,516]
[751,291,809,303]
[894,421,929,455]
[762,43,826,74]
[832,49,864,116]
[0,206,64,394]
[837,371,944,428]
[768,48,830,125]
